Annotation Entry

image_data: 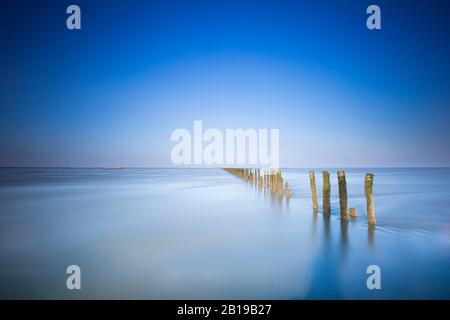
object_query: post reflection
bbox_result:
[368,224,375,247]
[323,214,331,244]
[340,220,349,257]
[312,208,318,241]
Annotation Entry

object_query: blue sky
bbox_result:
[0,0,449,167]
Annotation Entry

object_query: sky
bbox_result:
[0,0,449,167]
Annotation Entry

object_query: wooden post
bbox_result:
[285,182,291,198]
[274,170,277,190]
[274,170,278,193]
[264,170,267,188]
[322,171,331,215]
[350,208,357,217]
[337,171,348,220]
[269,170,272,190]
[278,176,283,197]
[309,171,318,209]
[364,173,376,225]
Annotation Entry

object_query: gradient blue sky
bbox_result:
[0,0,449,167]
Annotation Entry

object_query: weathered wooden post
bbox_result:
[309,171,319,209]
[364,173,376,225]
[262,169,266,188]
[278,175,283,197]
[275,171,278,192]
[274,170,278,192]
[322,171,331,215]
[337,171,349,220]
[269,170,272,190]
[258,171,262,187]
[285,182,291,198]
[350,208,357,217]
[264,170,267,188]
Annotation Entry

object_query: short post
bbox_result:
[322,171,331,215]
[364,173,376,225]
[278,176,283,197]
[350,208,357,217]
[337,171,348,220]
[264,170,267,188]
[285,182,291,198]
[309,171,318,209]
[269,171,273,190]
[275,171,278,191]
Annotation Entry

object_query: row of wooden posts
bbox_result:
[224,168,376,226]
[223,168,291,198]
[310,170,376,225]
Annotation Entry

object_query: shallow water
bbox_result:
[0,168,449,299]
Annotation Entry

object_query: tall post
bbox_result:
[322,171,331,215]
[364,173,376,225]
[337,171,348,220]
[309,171,318,209]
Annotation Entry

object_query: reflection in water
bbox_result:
[228,168,297,210]
[1,168,449,299]
[312,208,318,242]
[307,211,344,299]
[340,220,349,257]
[368,225,376,247]
[277,194,283,207]
[323,215,331,244]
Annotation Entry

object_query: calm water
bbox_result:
[0,168,449,299]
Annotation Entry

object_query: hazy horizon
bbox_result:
[1,166,450,169]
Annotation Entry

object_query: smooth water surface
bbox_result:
[0,168,449,299]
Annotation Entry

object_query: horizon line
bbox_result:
[1,166,450,169]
